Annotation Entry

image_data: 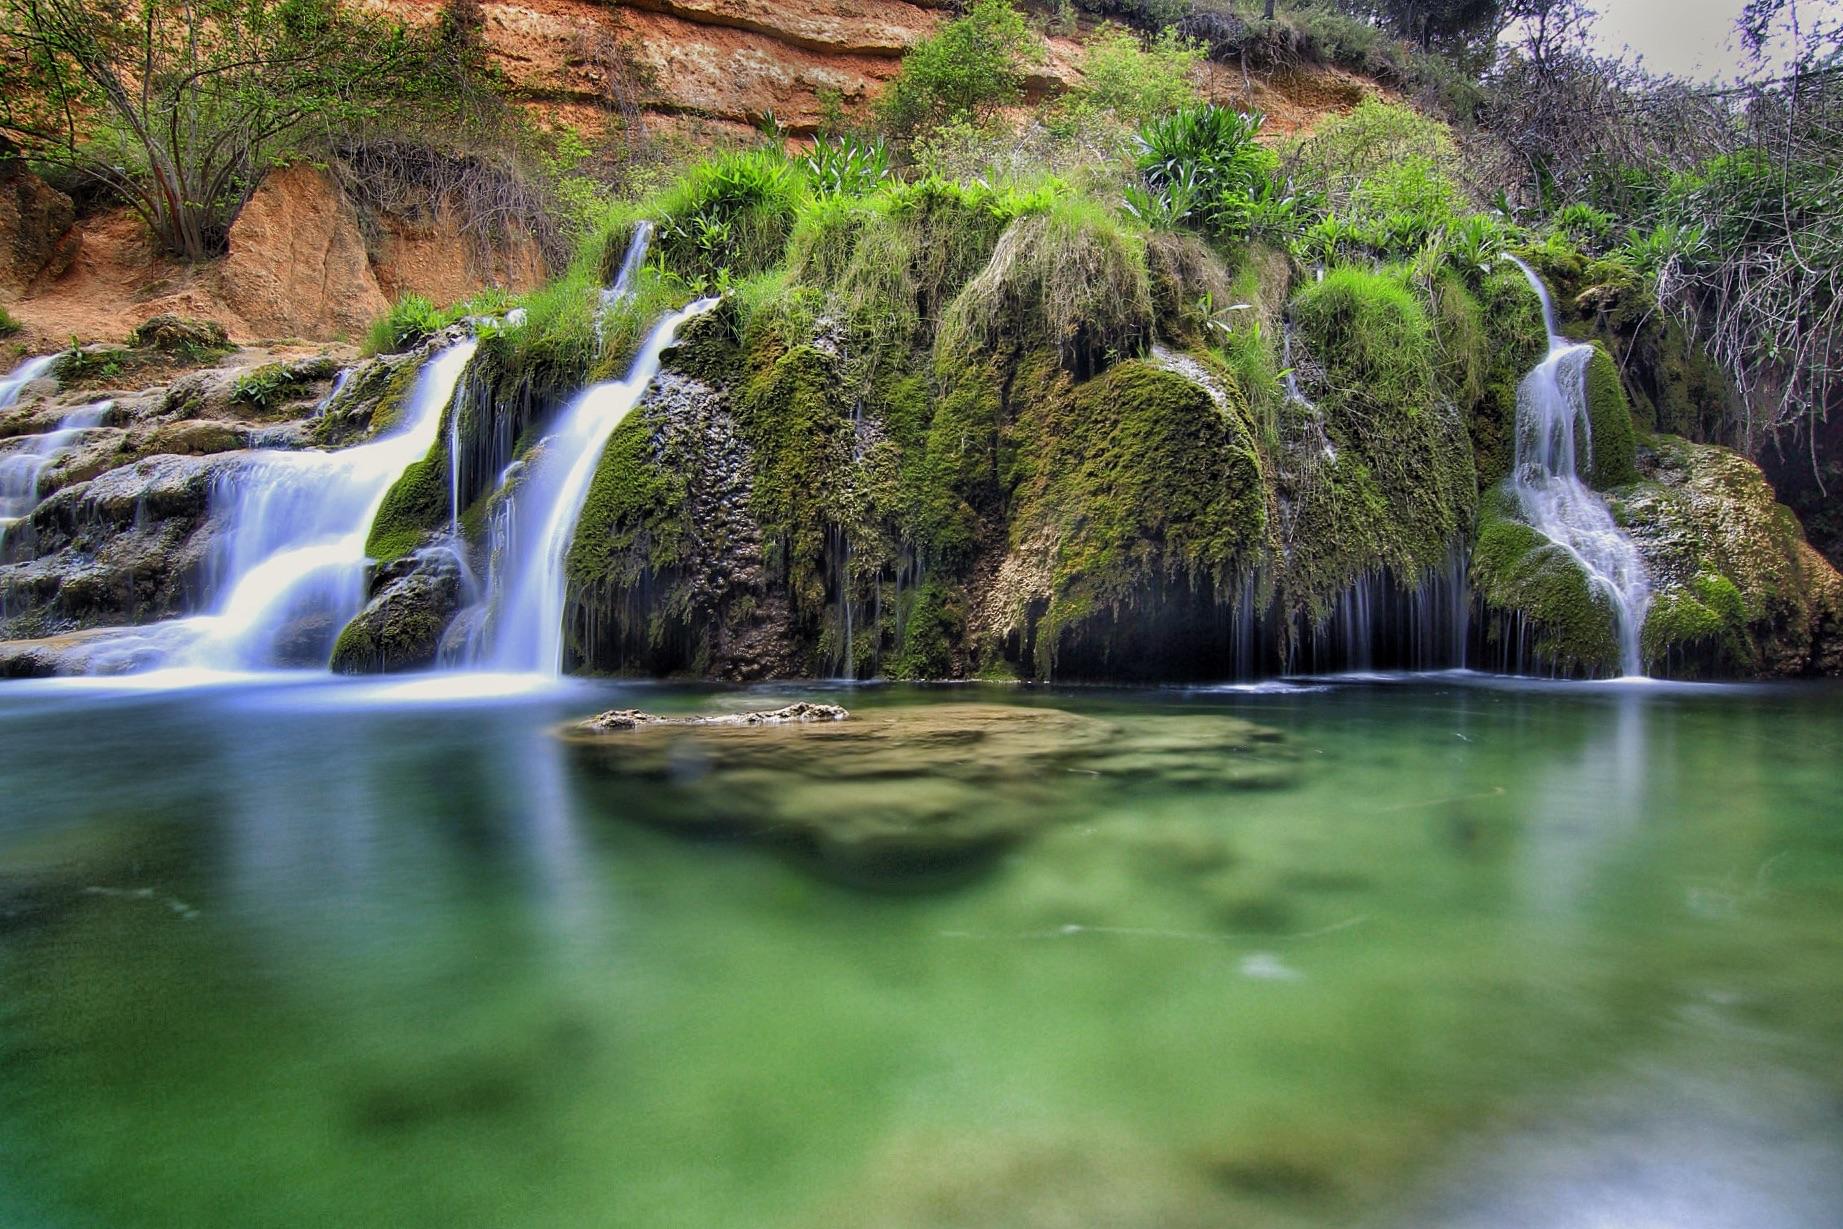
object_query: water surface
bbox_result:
[2,675,1840,1227]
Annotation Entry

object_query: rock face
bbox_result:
[220,166,392,341]
[0,147,80,293]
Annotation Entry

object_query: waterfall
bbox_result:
[480,296,717,676]
[1507,257,1650,677]
[0,353,55,410]
[177,339,479,670]
[1,401,110,541]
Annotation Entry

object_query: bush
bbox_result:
[876,0,1041,137]
[0,306,20,338]
[1067,25,1205,127]
[1128,104,1276,241]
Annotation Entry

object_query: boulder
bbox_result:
[0,146,80,293]
[329,549,466,674]
[221,166,389,340]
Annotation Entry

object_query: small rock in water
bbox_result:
[571,701,849,735]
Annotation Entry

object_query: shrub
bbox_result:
[1130,104,1276,241]
[1068,25,1205,127]
[0,306,20,338]
[876,0,1041,137]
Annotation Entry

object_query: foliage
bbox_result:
[0,0,467,260]
[653,150,805,286]
[365,296,452,357]
[877,0,1042,137]
[804,137,891,197]
[1129,105,1277,241]
[0,306,20,338]
[1067,25,1205,127]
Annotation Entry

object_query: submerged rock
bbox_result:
[565,702,1294,889]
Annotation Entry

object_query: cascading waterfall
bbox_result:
[1507,256,1651,677]
[1,401,110,541]
[0,353,55,410]
[480,296,717,675]
[176,338,479,670]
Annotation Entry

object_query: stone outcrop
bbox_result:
[220,166,392,341]
[0,147,80,293]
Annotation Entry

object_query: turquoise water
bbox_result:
[1,674,1840,1227]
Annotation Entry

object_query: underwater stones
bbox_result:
[571,700,849,733]
[330,551,465,675]
[567,703,1293,888]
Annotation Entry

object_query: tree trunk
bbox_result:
[1264,0,1276,18]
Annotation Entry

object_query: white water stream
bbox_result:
[174,339,479,669]
[1,401,110,541]
[480,296,716,675]
[1508,256,1650,677]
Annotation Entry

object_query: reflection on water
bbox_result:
[1,677,1840,1228]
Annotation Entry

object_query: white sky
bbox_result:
[1581,0,1843,80]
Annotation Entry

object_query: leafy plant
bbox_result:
[1444,214,1508,280]
[805,136,890,198]
[1131,104,1275,241]
[0,306,19,338]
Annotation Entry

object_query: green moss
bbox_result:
[1008,356,1266,671]
[1282,264,1477,617]
[1471,486,1620,674]
[1583,343,1638,488]
[1640,569,1751,672]
[566,411,693,592]
[936,198,1153,380]
[365,451,448,562]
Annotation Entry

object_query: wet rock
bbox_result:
[330,549,465,674]
[571,700,849,733]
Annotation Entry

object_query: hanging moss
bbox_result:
[365,450,449,563]
[1006,356,1267,672]
[1283,265,1478,617]
[1467,264,1547,487]
[935,202,1154,380]
[1583,343,1638,488]
[1471,487,1621,674]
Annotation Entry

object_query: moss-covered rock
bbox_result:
[996,354,1266,676]
[329,551,464,674]
[1583,342,1638,488]
[1626,435,1843,676]
[1282,265,1478,621]
[1470,485,1622,675]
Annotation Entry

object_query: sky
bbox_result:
[1581,0,1843,80]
